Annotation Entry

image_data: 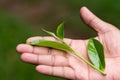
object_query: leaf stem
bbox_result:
[42,27,106,75]
[64,42,106,75]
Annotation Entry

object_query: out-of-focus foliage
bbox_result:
[0,0,120,80]
[0,8,64,80]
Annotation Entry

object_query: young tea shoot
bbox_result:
[27,23,106,75]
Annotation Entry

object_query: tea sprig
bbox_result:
[27,23,106,75]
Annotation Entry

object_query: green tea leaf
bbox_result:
[87,38,105,71]
[42,29,58,39]
[27,39,73,52]
[56,22,64,40]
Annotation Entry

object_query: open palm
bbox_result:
[16,7,120,80]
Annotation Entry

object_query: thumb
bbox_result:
[80,6,117,33]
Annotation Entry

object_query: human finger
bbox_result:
[36,65,75,79]
[80,6,117,33]
[16,44,33,53]
[16,44,50,55]
[26,36,66,55]
[26,36,50,54]
[20,53,68,66]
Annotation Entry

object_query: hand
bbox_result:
[16,7,120,80]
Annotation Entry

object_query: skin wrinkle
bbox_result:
[68,40,77,80]
[87,17,107,34]
[32,46,35,54]
[33,46,37,54]
[52,66,54,76]
[65,56,76,79]
[50,49,55,66]
[64,67,73,80]
[48,48,51,55]
[66,54,76,80]
[37,54,40,64]
[87,15,96,26]
[62,66,65,79]
[98,28,112,34]
[49,49,54,76]
[51,65,53,76]
[103,34,112,57]
[29,47,39,65]
[71,40,82,80]
[64,54,70,66]
[33,46,43,55]
[62,39,76,79]
[85,15,100,33]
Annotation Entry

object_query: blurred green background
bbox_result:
[0,0,120,80]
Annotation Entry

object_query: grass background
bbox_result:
[0,0,120,80]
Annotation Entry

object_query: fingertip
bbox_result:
[35,65,52,74]
[80,6,94,24]
[35,65,44,72]
[80,6,88,12]
[80,6,89,14]
[21,53,28,61]
[21,53,37,64]
[80,6,117,33]
[16,44,33,53]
